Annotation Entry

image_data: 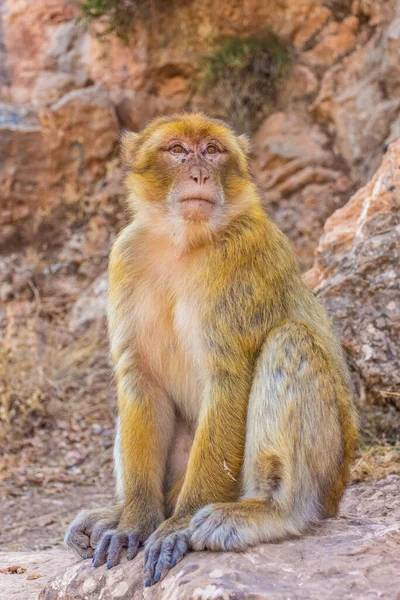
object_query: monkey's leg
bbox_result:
[164,417,194,517]
[190,321,349,551]
[65,504,122,559]
[92,368,175,569]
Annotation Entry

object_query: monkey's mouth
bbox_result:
[179,196,215,207]
[179,197,216,205]
[177,196,216,221]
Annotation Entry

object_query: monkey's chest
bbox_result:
[134,285,205,423]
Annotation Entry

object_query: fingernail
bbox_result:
[82,553,88,560]
[106,561,112,570]
[144,578,151,587]
[154,571,161,582]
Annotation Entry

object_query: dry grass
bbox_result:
[351,443,400,482]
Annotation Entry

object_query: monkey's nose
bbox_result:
[189,165,209,185]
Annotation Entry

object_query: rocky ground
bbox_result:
[0,476,399,600]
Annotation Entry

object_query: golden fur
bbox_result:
[65,113,358,584]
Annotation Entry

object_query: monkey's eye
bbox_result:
[205,144,219,155]
[169,144,185,154]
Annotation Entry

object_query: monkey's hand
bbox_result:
[143,515,191,587]
[65,505,122,560]
[92,510,164,569]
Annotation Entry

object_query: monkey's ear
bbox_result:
[237,134,251,156]
[120,131,140,166]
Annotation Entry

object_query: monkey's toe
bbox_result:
[144,529,189,586]
[92,530,139,568]
[64,524,93,559]
[190,504,243,551]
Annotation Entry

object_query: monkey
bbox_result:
[65,113,358,587]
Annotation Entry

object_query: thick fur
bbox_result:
[65,113,358,582]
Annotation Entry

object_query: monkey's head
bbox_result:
[121,113,257,244]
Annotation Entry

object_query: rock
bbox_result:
[3,0,81,104]
[252,111,353,270]
[33,72,82,107]
[69,272,108,334]
[281,64,318,100]
[0,104,44,244]
[0,86,118,246]
[38,477,400,599]
[380,1,400,96]
[39,85,118,166]
[280,0,332,44]
[291,4,332,49]
[311,1,400,184]
[302,20,358,69]
[0,549,75,600]
[305,140,400,434]
[352,0,394,26]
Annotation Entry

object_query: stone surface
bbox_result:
[36,476,400,600]
[2,0,82,105]
[302,20,358,69]
[251,111,353,270]
[0,550,75,600]
[0,85,118,247]
[305,140,400,427]
[311,3,400,183]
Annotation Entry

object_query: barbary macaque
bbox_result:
[65,113,358,586]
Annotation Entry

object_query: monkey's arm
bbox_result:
[91,364,175,569]
[92,233,176,568]
[144,346,255,584]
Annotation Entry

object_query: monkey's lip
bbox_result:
[178,197,216,205]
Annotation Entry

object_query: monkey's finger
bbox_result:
[65,527,91,558]
[78,546,94,559]
[170,535,189,568]
[144,543,161,587]
[152,537,175,583]
[92,533,112,567]
[106,534,128,569]
[91,521,112,549]
[126,533,140,561]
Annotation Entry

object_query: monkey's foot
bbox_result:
[190,502,248,551]
[144,517,190,587]
[92,529,140,569]
[65,523,93,560]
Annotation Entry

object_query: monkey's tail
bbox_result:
[189,498,315,551]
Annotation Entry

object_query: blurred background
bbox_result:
[0,0,399,554]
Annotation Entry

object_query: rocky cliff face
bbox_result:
[305,140,400,438]
[2,0,400,265]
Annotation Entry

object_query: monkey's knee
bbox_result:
[254,451,284,502]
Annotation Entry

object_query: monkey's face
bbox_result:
[162,137,227,222]
[122,114,255,235]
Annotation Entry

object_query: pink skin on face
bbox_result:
[164,139,226,221]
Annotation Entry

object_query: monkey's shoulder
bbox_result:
[108,221,157,290]
[217,211,294,265]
